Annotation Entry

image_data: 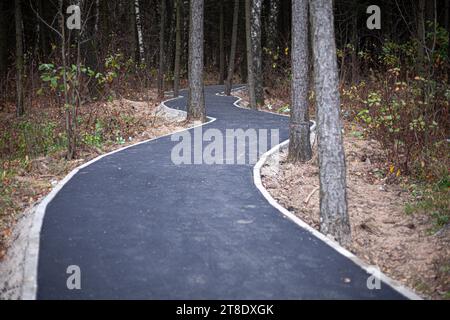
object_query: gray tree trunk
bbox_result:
[158,0,166,98]
[15,0,24,116]
[288,0,312,163]
[245,0,257,109]
[225,0,240,96]
[0,1,7,77]
[134,0,145,63]
[416,0,426,76]
[187,0,206,122]
[218,1,225,85]
[129,0,138,61]
[310,0,351,245]
[265,0,279,50]
[251,0,264,106]
[173,0,182,97]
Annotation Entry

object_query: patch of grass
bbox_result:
[405,175,450,232]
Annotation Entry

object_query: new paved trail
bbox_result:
[37,85,406,299]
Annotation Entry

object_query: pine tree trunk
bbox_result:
[218,1,225,85]
[187,0,206,122]
[288,0,311,163]
[225,0,239,96]
[245,0,257,109]
[251,0,264,106]
[0,1,7,77]
[416,0,426,77]
[15,0,24,116]
[310,0,351,246]
[173,0,182,97]
[158,0,166,98]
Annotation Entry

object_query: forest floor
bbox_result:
[0,90,188,261]
[235,89,450,300]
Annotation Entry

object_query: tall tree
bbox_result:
[218,0,225,85]
[0,1,7,77]
[416,0,426,77]
[129,0,138,61]
[288,0,311,163]
[251,0,264,106]
[15,0,24,116]
[310,0,350,245]
[245,0,257,109]
[158,0,166,98]
[225,0,240,95]
[134,0,145,63]
[173,0,182,97]
[187,0,206,122]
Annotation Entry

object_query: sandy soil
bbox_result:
[261,131,450,300]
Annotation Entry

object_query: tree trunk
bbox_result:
[129,0,138,61]
[251,0,264,106]
[446,0,450,83]
[0,1,7,77]
[288,0,311,163]
[225,0,239,95]
[266,0,279,50]
[218,1,225,85]
[416,0,426,77]
[158,0,166,98]
[351,11,359,84]
[15,0,24,116]
[173,0,182,97]
[187,0,206,122]
[245,0,257,109]
[135,0,145,63]
[310,0,350,245]
[38,0,49,58]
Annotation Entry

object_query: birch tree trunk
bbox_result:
[310,0,351,245]
[134,0,145,63]
[288,0,312,163]
[15,0,24,116]
[225,0,239,96]
[129,0,138,61]
[187,0,206,122]
[173,0,182,97]
[158,0,166,98]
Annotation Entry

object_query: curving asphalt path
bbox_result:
[36,85,407,299]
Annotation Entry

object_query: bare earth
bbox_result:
[261,130,450,299]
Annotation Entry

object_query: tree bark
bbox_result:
[288,0,311,163]
[310,0,350,245]
[187,0,206,122]
[134,0,145,63]
[15,0,24,116]
[173,0,182,97]
[225,0,239,95]
[129,0,138,61]
[218,0,225,85]
[251,0,264,106]
[158,0,166,98]
[245,0,257,109]
[0,1,7,77]
[416,0,426,77]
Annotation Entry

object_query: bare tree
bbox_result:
[187,0,206,122]
[15,0,24,116]
[288,0,311,163]
[225,0,239,96]
[310,0,351,245]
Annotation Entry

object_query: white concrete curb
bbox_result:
[21,92,216,300]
